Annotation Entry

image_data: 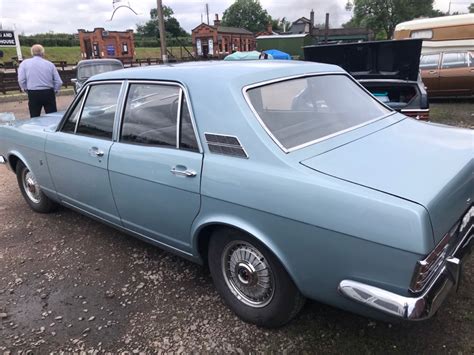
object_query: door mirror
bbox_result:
[71,78,78,84]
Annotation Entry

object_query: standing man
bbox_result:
[18,44,63,118]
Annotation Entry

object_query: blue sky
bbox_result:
[0,0,471,35]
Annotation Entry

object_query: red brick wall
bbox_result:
[78,28,135,61]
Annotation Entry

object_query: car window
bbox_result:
[121,84,180,147]
[246,74,391,151]
[441,52,468,69]
[420,54,440,70]
[62,92,86,133]
[179,96,199,152]
[75,84,121,140]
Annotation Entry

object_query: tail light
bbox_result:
[409,223,459,293]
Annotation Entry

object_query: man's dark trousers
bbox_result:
[27,89,57,118]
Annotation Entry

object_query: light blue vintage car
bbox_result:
[0,61,472,328]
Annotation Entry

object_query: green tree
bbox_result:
[222,0,271,33]
[347,0,441,39]
[469,3,474,13]
[136,6,188,38]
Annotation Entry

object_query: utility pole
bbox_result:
[157,0,168,63]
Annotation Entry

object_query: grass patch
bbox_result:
[0,46,193,65]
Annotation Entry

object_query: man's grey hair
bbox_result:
[31,44,45,57]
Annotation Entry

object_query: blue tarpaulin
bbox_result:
[263,49,291,60]
[223,51,274,61]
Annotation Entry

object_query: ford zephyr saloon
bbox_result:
[0,61,472,327]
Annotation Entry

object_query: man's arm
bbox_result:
[52,65,63,92]
[18,62,27,92]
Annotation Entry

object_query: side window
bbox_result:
[420,54,440,70]
[180,96,199,152]
[76,84,121,139]
[441,52,468,69]
[121,84,179,147]
[61,92,86,133]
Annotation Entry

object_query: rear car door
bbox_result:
[45,82,124,224]
[420,53,440,95]
[438,52,472,97]
[108,82,203,252]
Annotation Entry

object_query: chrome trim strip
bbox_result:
[242,72,395,154]
[401,109,430,113]
[176,88,183,149]
[204,131,249,159]
[0,156,6,164]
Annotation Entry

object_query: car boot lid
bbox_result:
[300,118,473,244]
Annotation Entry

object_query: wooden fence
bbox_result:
[0,56,207,95]
[0,62,75,95]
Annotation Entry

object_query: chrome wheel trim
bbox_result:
[221,240,275,308]
[22,169,41,204]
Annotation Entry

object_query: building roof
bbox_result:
[292,17,311,25]
[257,34,310,39]
[217,26,253,35]
[191,23,253,35]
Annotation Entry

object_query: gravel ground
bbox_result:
[0,97,473,353]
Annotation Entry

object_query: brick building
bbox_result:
[78,28,135,61]
[192,15,256,57]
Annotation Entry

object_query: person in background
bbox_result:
[18,44,63,118]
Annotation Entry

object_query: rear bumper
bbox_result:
[339,224,472,320]
[401,108,430,121]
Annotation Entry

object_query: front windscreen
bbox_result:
[246,74,391,151]
[78,63,123,80]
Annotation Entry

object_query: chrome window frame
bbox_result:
[117,80,203,153]
[242,72,395,154]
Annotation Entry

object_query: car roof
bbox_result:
[91,60,345,86]
[77,59,123,67]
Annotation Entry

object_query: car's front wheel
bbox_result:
[16,161,57,213]
[208,228,305,328]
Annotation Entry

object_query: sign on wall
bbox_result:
[208,39,214,56]
[0,30,16,46]
[196,39,202,56]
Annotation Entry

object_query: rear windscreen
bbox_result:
[246,75,391,151]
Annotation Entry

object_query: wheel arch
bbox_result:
[192,216,299,288]
[7,151,31,173]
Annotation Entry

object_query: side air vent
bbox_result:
[205,133,248,158]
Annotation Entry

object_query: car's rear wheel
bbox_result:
[16,161,57,213]
[208,228,305,328]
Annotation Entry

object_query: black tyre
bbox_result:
[208,228,305,328]
[16,161,57,213]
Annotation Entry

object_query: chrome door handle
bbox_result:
[429,70,437,74]
[88,147,104,157]
[170,167,197,177]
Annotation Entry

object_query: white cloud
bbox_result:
[0,0,466,35]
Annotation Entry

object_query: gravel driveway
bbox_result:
[0,97,473,353]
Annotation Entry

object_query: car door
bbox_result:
[420,53,440,96]
[438,52,472,97]
[108,82,203,252]
[45,82,124,224]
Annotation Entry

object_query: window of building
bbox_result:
[122,42,129,54]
